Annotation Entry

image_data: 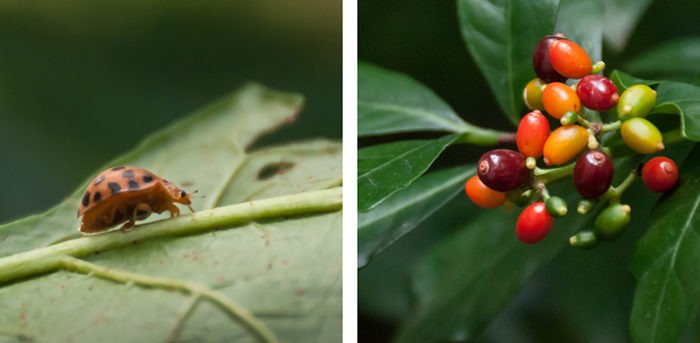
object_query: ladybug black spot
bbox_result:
[143,174,154,183]
[111,166,126,171]
[128,180,139,190]
[82,192,91,207]
[122,170,135,179]
[108,182,121,194]
[93,175,105,186]
[93,192,102,202]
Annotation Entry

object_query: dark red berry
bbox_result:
[533,35,567,83]
[477,149,529,192]
[573,150,613,199]
[642,156,678,192]
[516,202,554,244]
[576,75,619,111]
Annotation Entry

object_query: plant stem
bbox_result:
[0,187,342,284]
[601,120,621,132]
[60,256,278,343]
[453,125,515,146]
[605,169,639,203]
[533,163,576,185]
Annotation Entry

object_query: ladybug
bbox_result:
[77,166,195,234]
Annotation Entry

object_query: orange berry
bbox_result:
[543,125,588,166]
[549,38,592,79]
[542,82,581,119]
[465,175,507,208]
[516,110,550,158]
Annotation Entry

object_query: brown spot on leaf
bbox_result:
[257,162,295,180]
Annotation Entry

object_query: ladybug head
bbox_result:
[164,182,196,212]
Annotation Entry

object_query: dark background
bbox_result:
[359,0,700,341]
[0,1,341,223]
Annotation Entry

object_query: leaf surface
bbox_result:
[457,0,558,124]
[358,166,472,268]
[358,134,461,212]
[630,144,700,343]
[0,84,342,342]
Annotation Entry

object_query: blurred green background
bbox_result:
[0,1,341,223]
[359,0,700,341]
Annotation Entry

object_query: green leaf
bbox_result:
[652,82,700,141]
[625,37,700,77]
[630,144,700,343]
[602,0,654,52]
[555,0,603,62]
[358,62,506,144]
[457,0,559,125]
[358,166,472,268]
[358,62,467,136]
[392,163,643,342]
[0,84,342,342]
[610,70,658,90]
[358,134,461,212]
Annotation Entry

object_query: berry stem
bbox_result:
[605,169,638,203]
[601,120,621,132]
[453,127,516,146]
[534,163,576,185]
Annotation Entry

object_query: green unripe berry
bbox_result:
[577,199,595,214]
[620,117,664,154]
[594,204,631,240]
[617,84,656,120]
[560,111,578,126]
[545,196,568,217]
[569,230,598,249]
[523,78,546,111]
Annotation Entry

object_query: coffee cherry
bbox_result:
[533,35,567,83]
[465,175,507,208]
[543,125,588,166]
[576,75,619,111]
[516,110,550,159]
[617,84,656,120]
[641,156,679,193]
[516,202,554,244]
[620,117,664,154]
[569,230,598,249]
[594,204,631,240]
[542,82,581,119]
[549,38,592,79]
[523,78,546,111]
[573,150,614,199]
[477,149,529,192]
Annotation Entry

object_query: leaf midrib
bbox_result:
[358,100,465,132]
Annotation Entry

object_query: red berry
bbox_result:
[573,150,614,199]
[576,75,619,111]
[465,175,507,208]
[516,110,550,159]
[641,157,679,192]
[533,35,567,83]
[477,149,529,192]
[549,38,592,79]
[516,202,554,244]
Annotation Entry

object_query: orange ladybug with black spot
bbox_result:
[77,166,195,234]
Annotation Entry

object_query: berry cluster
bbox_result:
[465,33,680,248]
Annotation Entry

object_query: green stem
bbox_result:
[533,163,576,185]
[0,187,342,284]
[601,120,621,132]
[453,126,515,146]
[605,169,638,203]
[60,256,278,343]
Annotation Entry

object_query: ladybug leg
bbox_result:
[132,203,152,221]
[167,203,180,218]
[120,219,136,232]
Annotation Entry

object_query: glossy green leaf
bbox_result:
[358,166,472,268]
[358,134,461,212]
[0,84,342,342]
[457,0,559,125]
[625,37,700,77]
[392,163,643,342]
[630,144,700,343]
[603,0,654,52]
[610,70,658,90]
[555,0,603,61]
[358,62,467,136]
